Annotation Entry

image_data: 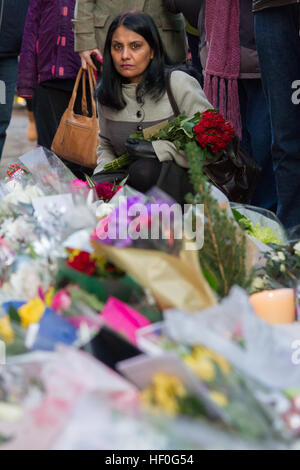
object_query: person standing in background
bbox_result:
[253,1,300,228]
[73,0,187,69]
[163,0,203,81]
[25,98,37,142]
[17,0,88,177]
[199,0,277,211]
[0,0,30,159]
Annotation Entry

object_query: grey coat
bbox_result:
[73,0,187,64]
[95,70,211,173]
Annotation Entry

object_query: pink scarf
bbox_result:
[204,0,242,139]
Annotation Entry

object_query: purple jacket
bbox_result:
[17,0,81,97]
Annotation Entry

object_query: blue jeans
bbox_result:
[255,5,300,228]
[0,57,18,159]
[239,79,277,210]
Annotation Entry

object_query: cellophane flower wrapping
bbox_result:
[0,347,138,450]
[148,286,300,441]
[231,203,287,246]
[91,186,216,312]
[18,147,75,196]
[0,346,282,450]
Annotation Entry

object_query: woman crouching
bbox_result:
[93,11,211,201]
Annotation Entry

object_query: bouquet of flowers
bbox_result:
[259,242,300,290]
[139,355,275,441]
[6,164,30,181]
[91,188,216,312]
[0,364,45,446]
[70,177,122,203]
[231,205,286,247]
[104,110,235,171]
[129,334,300,442]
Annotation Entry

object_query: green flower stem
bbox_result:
[104,154,132,171]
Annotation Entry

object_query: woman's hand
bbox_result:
[125,138,157,159]
[79,49,102,70]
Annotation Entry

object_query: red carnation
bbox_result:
[95,182,119,201]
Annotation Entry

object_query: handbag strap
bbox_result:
[68,65,97,118]
[68,67,83,113]
[87,65,97,118]
[81,70,88,117]
[165,71,180,117]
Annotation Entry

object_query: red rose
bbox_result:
[67,251,97,275]
[194,111,235,154]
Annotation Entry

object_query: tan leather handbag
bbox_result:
[51,65,99,169]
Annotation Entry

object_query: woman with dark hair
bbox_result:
[94,11,211,197]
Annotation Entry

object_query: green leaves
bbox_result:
[103,111,206,170]
[0,434,11,445]
[152,113,201,150]
[9,305,21,324]
[232,209,282,246]
[263,244,300,288]
[185,141,254,298]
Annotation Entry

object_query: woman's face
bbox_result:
[111,26,154,83]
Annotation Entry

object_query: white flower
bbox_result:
[0,402,23,422]
[9,259,52,300]
[280,264,286,273]
[251,277,265,291]
[0,216,35,251]
[10,267,41,300]
[96,202,115,219]
[272,251,286,262]
[294,241,300,257]
[3,182,44,205]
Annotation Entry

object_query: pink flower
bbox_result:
[70,179,89,192]
[51,290,71,314]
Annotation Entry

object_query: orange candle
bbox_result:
[249,288,295,324]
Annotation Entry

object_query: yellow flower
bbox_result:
[18,298,45,328]
[153,388,179,416]
[209,391,228,408]
[44,286,55,307]
[0,316,15,343]
[68,249,81,263]
[184,355,216,382]
[141,373,187,417]
[160,397,179,416]
[91,253,108,271]
[153,373,186,397]
[192,346,231,375]
[206,351,231,375]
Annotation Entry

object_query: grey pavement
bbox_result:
[1,107,36,178]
